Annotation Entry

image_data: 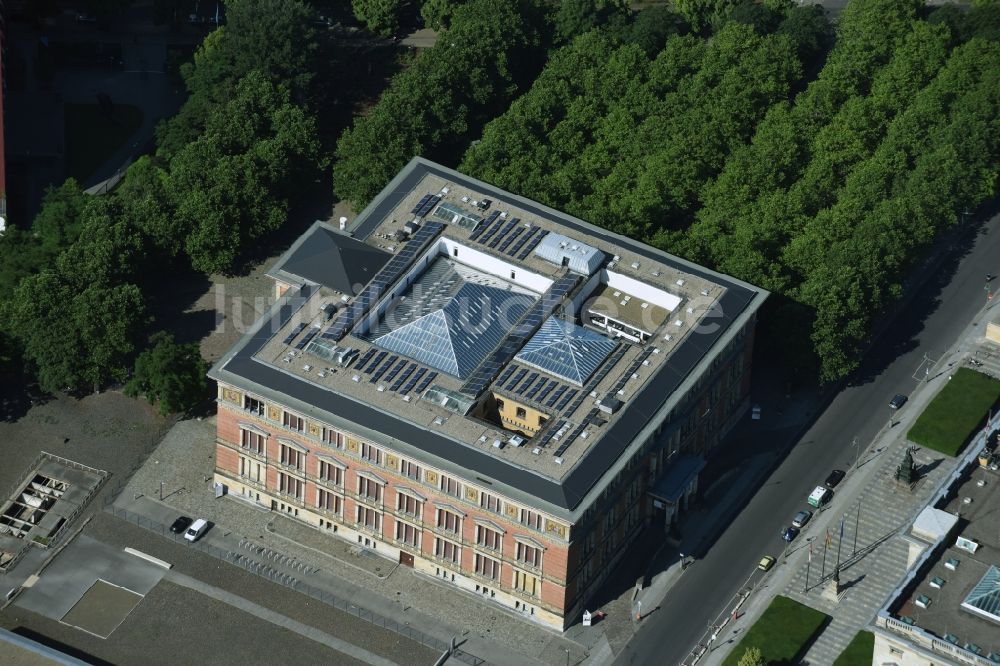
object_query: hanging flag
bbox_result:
[825,529,832,549]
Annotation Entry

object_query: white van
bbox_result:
[184,518,208,542]
[808,486,832,508]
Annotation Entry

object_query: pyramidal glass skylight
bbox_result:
[515,316,617,386]
[962,565,1000,624]
[367,259,536,378]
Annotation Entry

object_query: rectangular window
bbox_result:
[316,488,342,514]
[496,398,505,410]
[360,442,382,465]
[440,475,462,499]
[283,411,304,432]
[475,553,500,581]
[323,428,345,449]
[516,542,541,568]
[244,396,264,416]
[280,444,304,470]
[395,521,420,548]
[476,525,502,551]
[516,407,527,419]
[434,537,460,564]
[519,509,543,531]
[239,456,262,482]
[400,459,422,481]
[278,473,303,501]
[513,570,540,597]
[317,460,342,486]
[240,429,266,455]
[358,477,382,503]
[397,494,423,518]
[356,506,380,531]
[436,508,461,534]
[480,492,502,514]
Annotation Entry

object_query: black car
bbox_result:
[170,516,193,534]
[781,526,800,542]
[825,469,846,488]
[890,394,908,410]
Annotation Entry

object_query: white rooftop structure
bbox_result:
[534,232,605,275]
[911,506,959,544]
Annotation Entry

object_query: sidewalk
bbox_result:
[702,299,1000,666]
[108,418,584,666]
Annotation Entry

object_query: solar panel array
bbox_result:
[468,211,500,241]
[512,227,544,260]
[487,219,519,249]
[553,407,601,458]
[354,348,377,372]
[459,272,581,398]
[295,327,320,350]
[607,347,656,397]
[473,212,504,244]
[321,222,445,342]
[410,194,441,218]
[282,323,307,345]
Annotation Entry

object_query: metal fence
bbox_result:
[106,505,486,665]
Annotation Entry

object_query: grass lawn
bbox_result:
[907,368,1000,456]
[832,631,875,666]
[721,596,829,666]
[64,103,144,183]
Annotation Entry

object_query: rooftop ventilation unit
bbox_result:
[492,439,504,449]
[631,261,640,270]
[508,435,525,447]
[676,279,685,286]
[321,303,338,320]
[404,220,421,235]
[333,347,358,366]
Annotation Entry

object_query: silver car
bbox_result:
[792,510,812,528]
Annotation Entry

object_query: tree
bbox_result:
[170,70,320,274]
[353,0,402,36]
[115,156,183,259]
[30,179,88,255]
[554,0,629,43]
[156,0,318,157]
[125,332,209,415]
[421,0,463,30]
[738,646,765,666]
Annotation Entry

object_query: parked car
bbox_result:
[808,485,833,508]
[825,469,846,488]
[792,510,812,528]
[184,518,209,542]
[890,394,908,409]
[758,555,776,571]
[781,526,800,542]
[169,516,193,534]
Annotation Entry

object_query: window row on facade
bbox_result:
[234,395,558,537]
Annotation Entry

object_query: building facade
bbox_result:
[210,158,767,630]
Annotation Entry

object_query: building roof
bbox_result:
[515,316,618,386]
[911,507,959,544]
[210,158,767,519]
[268,222,390,293]
[367,259,536,379]
[962,565,1000,625]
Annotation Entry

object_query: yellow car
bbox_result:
[758,555,776,571]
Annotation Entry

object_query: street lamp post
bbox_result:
[852,436,860,470]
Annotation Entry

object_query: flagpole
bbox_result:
[853,501,860,557]
[804,544,812,592]
[835,517,845,582]
[821,528,829,580]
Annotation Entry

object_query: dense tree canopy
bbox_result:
[169,71,320,274]
[461,0,1000,381]
[125,331,209,415]
[156,0,318,157]
[332,0,548,206]
[352,0,402,36]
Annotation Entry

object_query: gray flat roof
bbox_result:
[210,158,767,518]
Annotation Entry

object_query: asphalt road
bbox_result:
[615,210,1000,666]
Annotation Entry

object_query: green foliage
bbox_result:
[353,0,402,36]
[169,70,320,274]
[554,0,629,43]
[618,6,685,55]
[832,631,875,666]
[721,596,828,666]
[737,646,764,666]
[421,0,464,30]
[115,156,183,259]
[156,0,318,157]
[332,0,548,206]
[125,331,209,415]
[31,179,88,255]
[908,368,1000,456]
